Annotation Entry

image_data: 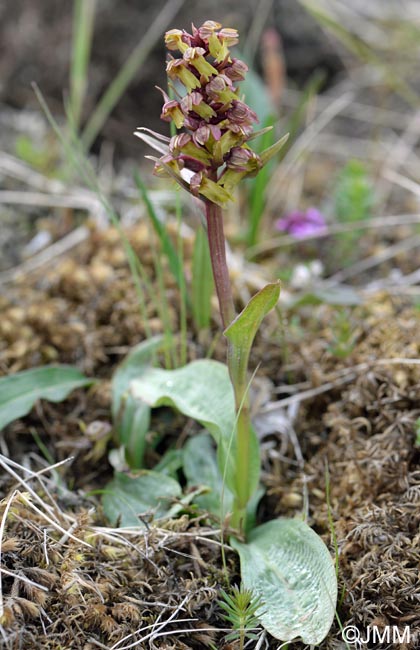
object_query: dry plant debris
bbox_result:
[0,459,229,650]
[0,224,419,648]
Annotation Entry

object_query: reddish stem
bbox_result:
[205,201,236,329]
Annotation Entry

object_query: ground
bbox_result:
[1,204,419,648]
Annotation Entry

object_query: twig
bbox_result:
[0,455,72,519]
[263,358,420,413]
[378,111,420,208]
[324,234,420,285]
[0,456,92,548]
[282,87,411,130]
[0,456,61,523]
[383,169,420,199]
[266,93,354,209]
[109,594,191,649]
[263,374,358,411]
[0,225,89,285]
[0,567,49,592]
[0,189,101,212]
[18,493,92,548]
[0,151,66,192]
[247,213,420,258]
[0,490,19,618]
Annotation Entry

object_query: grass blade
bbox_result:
[69,0,97,130]
[81,0,186,150]
[298,0,419,106]
[134,170,188,304]
[247,115,276,247]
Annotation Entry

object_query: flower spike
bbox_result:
[137,20,287,206]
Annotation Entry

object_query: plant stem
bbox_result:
[204,200,252,534]
[228,345,251,532]
[205,201,236,329]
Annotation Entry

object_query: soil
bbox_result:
[1,211,419,649]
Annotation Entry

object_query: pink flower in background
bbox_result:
[275,207,328,239]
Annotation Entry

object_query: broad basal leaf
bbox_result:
[112,337,162,417]
[103,470,182,527]
[183,432,234,518]
[130,360,238,492]
[112,337,162,467]
[231,518,337,644]
[0,365,94,430]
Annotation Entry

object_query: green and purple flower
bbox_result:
[135,20,287,207]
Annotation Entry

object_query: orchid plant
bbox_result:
[135,20,286,533]
[131,21,338,644]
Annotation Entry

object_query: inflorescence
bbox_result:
[136,21,286,207]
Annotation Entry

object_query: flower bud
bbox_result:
[197,21,222,42]
[226,146,261,172]
[225,58,248,82]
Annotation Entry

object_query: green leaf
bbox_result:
[153,448,184,478]
[112,337,162,468]
[224,282,281,354]
[247,115,276,248]
[183,432,234,517]
[134,171,188,304]
[130,360,237,492]
[231,518,338,644]
[112,338,162,415]
[259,133,289,168]
[102,470,182,527]
[0,365,94,430]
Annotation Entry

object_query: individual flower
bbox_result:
[166,58,201,92]
[165,29,190,52]
[208,27,239,62]
[183,47,218,80]
[157,87,184,128]
[275,208,328,239]
[180,91,216,120]
[226,100,258,135]
[226,146,261,172]
[197,20,222,42]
